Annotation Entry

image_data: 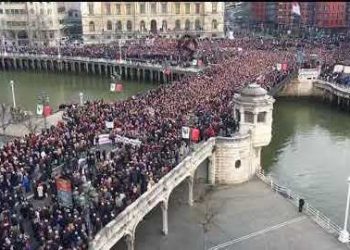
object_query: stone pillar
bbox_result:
[150,70,153,82]
[72,62,75,72]
[126,233,135,250]
[161,200,169,235]
[13,59,17,70]
[98,63,102,75]
[137,69,141,82]
[105,64,108,76]
[142,69,146,81]
[187,176,194,206]
[86,62,89,73]
[208,155,216,185]
[91,63,96,74]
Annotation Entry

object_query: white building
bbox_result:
[81,2,225,44]
[0,2,81,46]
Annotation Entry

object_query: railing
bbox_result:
[256,170,343,238]
[0,53,202,72]
[89,137,215,250]
[315,79,350,95]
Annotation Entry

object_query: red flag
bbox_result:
[43,105,52,117]
[191,128,200,143]
[282,63,288,71]
[115,83,123,92]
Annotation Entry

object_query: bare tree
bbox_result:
[23,113,40,134]
[0,103,13,134]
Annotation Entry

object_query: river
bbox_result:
[0,70,154,146]
[262,98,350,227]
[0,70,349,230]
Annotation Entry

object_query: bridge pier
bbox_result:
[126,234,135,250]
[187,176,194,206]
[161,200,169,235]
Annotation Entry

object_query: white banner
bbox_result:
[182,126,190,139]
[36,104,43,115]
[228,31,234,40]
[97,134,141,146]
[343,66,350,74]
[105,121,114,129]
[276,63,282,71]
[333,65,344,73]
[110,83,116,92]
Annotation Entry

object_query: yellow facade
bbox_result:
[81,2,225,43]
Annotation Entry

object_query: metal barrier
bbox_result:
[256,170,344,238]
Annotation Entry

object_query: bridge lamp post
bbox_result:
[79,92,84,106]
[10,80,16,108]
[339,176,350,243]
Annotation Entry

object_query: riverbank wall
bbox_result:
[0,53,203,84]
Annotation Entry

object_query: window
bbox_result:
[258,112,266,123]
[185,19,191,30]
[30,8,34,14]
[175,3,180,14]
[105,3,111,15]
[107,20,112,30]
[244,111,254,123]
[212,19,218,30]
[40,8,44,15]
[140,20,145,31]
[0,9,2,14]
[126,4,131,15]
[47,9,51,15]
[126,20,132,31]
[195,3,200,14]
[195,19,201,30]
[175,19,181,30]
[212,2,217,13]
[139,3,145,14]
[88,3,93,15]
[162,3,167,13]
[89,21,95,32]
[115,4,121,14]
[162,20,167,31]
[151,3,156,14]
[116,21,122,31]
[185,3,190,14]
[235,160,241,169]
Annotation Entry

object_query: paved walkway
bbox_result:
[114,178,349,250]
[1,111,63,137]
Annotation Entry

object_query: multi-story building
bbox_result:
[0,2,81,46]
[57,2,82,39]
[250,2,348,31]
[315,2,347,29]
[81,2,225,43]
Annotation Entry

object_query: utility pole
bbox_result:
[10,80,16,108]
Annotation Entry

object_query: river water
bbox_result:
[0,70,349,229]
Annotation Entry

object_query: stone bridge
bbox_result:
[313,80,350,109]
[90,83,275,250]
[90,135,255,250]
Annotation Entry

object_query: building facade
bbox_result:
[250,2,348,31]
[81,2,225,43]
[0,2,81,46]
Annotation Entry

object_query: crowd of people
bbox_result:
[0,35,345,249]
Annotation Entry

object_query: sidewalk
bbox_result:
[113,178,348,250]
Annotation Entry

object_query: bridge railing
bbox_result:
[89,137,215,250]
[0,53,202,72]
[256,170,343,238]
[315,79,350,95]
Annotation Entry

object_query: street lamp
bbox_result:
[79,92,84,106]
[10,80,16,108]
[339,176,350,243]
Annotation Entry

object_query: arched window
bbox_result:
[89,21,95,32]
[107,20,112,31]
[212,19,218,30]
[140,20,145,32]
[185,19,191,30]
[175,19,181,30]
[162,20,167,31]
[127,20,132,32]
[195,19,201,30]
[116,21,122,31]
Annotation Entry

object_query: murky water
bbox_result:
[262,98,350,227]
